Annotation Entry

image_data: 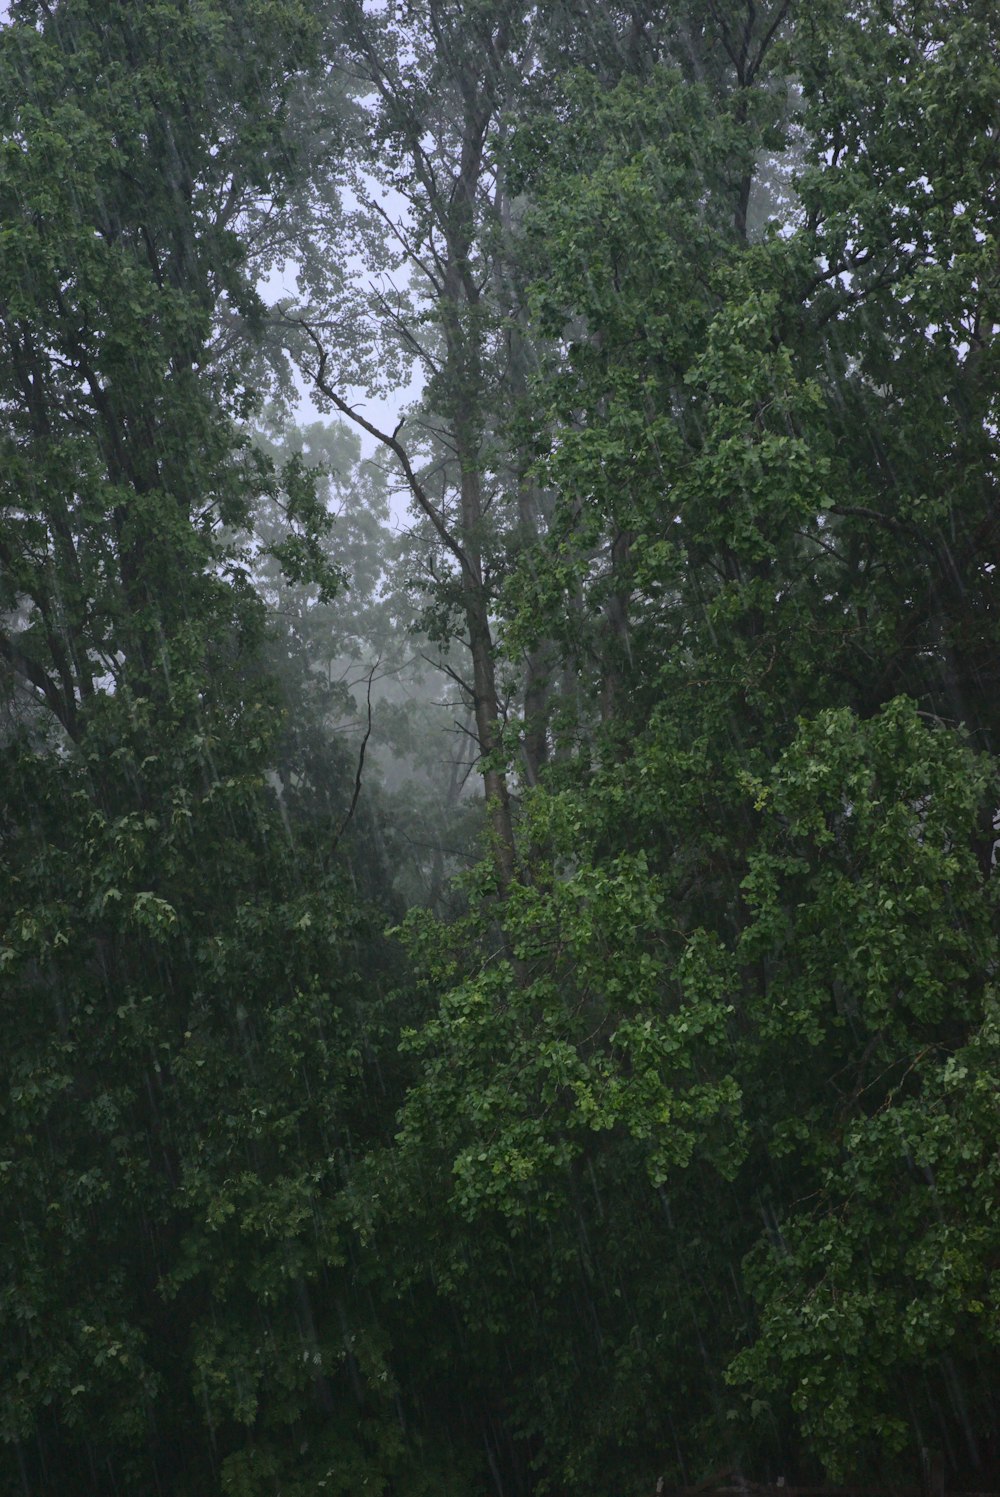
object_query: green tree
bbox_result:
[0,4,440,1492]
[379,0,1000,1487]
[5,0,998,1490]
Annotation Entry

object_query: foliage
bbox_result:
[372,0,1000,1487]
[0,2,430,1492]
[2,0,999,1492]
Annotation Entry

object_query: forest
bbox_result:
[0,0,998,1493]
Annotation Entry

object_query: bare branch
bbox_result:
[421,650,474,697]
[331,656,378,852]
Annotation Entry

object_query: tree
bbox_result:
[279,0,552,890]
[378,0,1000,1487]
[0,5,435,1491]
[4,0,998,1490]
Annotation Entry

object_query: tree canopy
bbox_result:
[1,1,998,1493]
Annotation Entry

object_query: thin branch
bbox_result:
[450,714,482,747]
[794,526,843,561]
[331,657,377,853]
[363,195,445,293]
[287,313,473,577]
[421,650,474,697]
[369,282,442,374]
[826,503,919,539]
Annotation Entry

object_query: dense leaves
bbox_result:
[2,0,998,1493]
[0,3,412,1492]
